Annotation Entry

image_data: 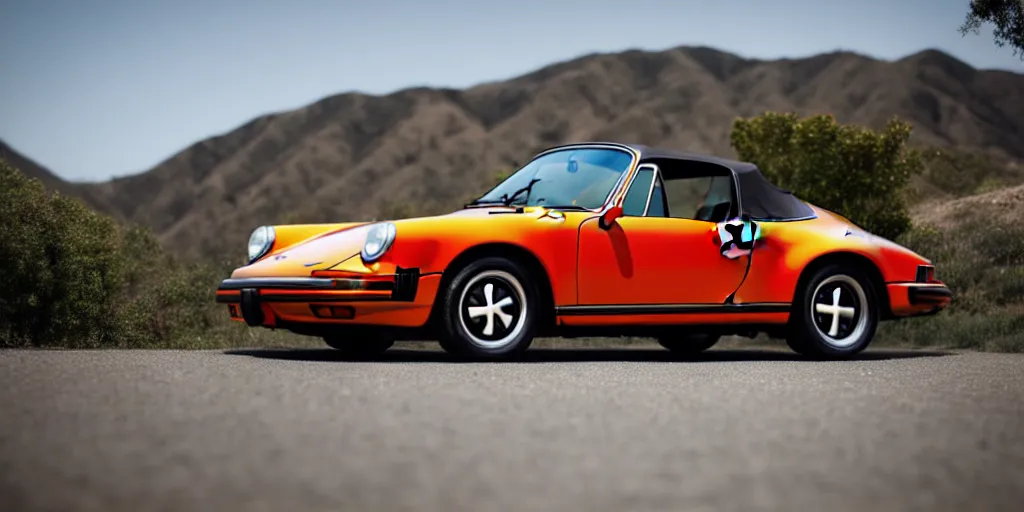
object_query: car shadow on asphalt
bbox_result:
[223,347,955,364]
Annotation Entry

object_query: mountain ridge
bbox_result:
[4,45,1022,261]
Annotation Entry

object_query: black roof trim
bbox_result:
[531,141,815,221]
[535,141,757,173]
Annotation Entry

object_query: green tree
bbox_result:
[730,112,923,239]
[0,160,125,346]
[961,0,1024,58]
[0,159,233,348]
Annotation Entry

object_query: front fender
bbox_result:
[357,210,589,305]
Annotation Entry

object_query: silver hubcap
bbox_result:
[458,270,527,349]
[810,275,869,348]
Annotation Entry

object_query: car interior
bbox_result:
[622,159,738,222]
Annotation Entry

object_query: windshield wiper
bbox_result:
[500,178,541,206]
[465,199,505,207]
[538,205,589,211]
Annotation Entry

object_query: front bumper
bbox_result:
[216,267,430,327]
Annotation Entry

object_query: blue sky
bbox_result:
[1,0,1021,182]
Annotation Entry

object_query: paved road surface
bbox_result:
[1,348,1022,512]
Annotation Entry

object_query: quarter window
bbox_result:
[621,168,655,216]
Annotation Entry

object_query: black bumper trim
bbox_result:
[239,289,264,327]
[908,285,952,305]
[217,269,427,305]
[219,277,393,291]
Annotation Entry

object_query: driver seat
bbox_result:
[696,202,732,223]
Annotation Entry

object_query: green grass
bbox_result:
[874,206,1024,353]
[904,147,1024,204]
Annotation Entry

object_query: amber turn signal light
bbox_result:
[310,305,356,319]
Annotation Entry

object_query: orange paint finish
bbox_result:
[260,303,277,327]
[731,207,933,305]
[364,207,588,306]
[232,224,373,279]
[265,223,367,261]
[262,274,441,327]
[218,142,950,339]
[576,216,746,305]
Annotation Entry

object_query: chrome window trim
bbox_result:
[529,143,641,213]
[728,170,743,219]
[617,163,661,217]
[642,166,659,217]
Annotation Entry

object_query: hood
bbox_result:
[231,224,372,278]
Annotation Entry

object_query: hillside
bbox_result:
[0,141,115,213]
[12,46,1024,260]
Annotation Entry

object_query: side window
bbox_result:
[621,168,654,216]
[648,176,667,217]
[661,174,735,222]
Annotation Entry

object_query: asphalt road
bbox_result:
[1,347,1023,512]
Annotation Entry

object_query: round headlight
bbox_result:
[361,222,397,263]
[247,226,275,263]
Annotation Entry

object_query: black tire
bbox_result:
[784,335,811,356]
[436,257,538,360]
[657,333,720,355]
[323,333,394,359]
[787,263,879,359]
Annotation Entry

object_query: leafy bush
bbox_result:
[730,112,923,239]
[1,161,123,346]
[0,160,282,348]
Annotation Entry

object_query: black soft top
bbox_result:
[546,142,816,222]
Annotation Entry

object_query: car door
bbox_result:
[576,163,749,306]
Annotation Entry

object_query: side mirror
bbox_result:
[598,206,623,230]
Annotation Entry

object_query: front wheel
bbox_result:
[787,264,879,359]
[436,257,538,360]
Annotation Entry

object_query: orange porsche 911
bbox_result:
[216,142,951,360]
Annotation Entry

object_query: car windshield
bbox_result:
[470,147,635,209]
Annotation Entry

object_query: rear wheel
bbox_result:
[323,333,394,359]
[657,333,720,355]
[437,257,538,360]
[787,264,879,359]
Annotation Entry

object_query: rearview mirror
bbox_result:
[598,206,623,230]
